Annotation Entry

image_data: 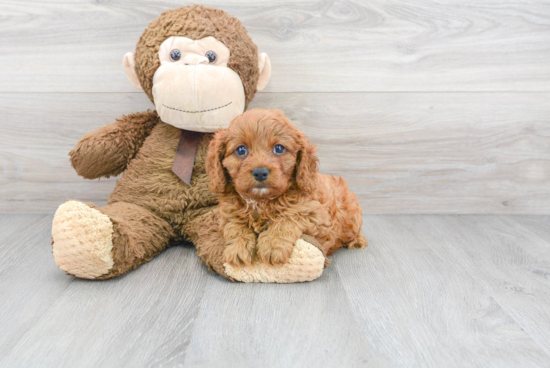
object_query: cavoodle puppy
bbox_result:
[206,108,367,267]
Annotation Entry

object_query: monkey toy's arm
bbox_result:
[69,111,159,179]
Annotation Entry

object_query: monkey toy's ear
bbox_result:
[257,53,271,91]
[123,52,143,90]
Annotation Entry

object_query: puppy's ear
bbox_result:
[295,132,319,192]
[206,129,228,194]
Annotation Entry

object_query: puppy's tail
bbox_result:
[347,234,368,249]
[333,176,368,250]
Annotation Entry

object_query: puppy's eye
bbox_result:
[235,145,248,157]
[170,49,181,61]
[205,50,217,63]
[273,144,286,155]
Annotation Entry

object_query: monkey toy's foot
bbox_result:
[223,238,326,283]
[52,200,115,279]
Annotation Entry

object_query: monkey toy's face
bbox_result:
[123,33,271,133]
[152,36,245,132]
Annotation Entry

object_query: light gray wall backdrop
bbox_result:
[0,0,549,214]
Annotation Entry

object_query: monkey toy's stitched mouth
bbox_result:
[162,102,232,114]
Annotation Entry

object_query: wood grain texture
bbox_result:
[0,0,549,93]
[0,214,42,243]
[509,215,550,241]
[1,92,549,214]
[0,215,210,367]
[382,215,550,355]
[0,215,76,360]
[335,215,550,367]
[182,269,390,368]
[1,0,549,213]
[1,214,550,367]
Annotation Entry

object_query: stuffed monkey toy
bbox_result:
[51,5,327,282]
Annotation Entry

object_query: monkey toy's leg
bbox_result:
[52,200,174,279]
[184,209,327,283]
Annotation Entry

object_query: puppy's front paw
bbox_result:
[257,234,294,266]
[223,237,255,268]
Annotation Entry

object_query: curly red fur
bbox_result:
[206,128,229,194]
[206,109,367,267]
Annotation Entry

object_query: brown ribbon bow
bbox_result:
[172,130,203,185]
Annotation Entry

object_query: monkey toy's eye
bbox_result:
[205,50,217,63]
[170,49,181,61]
[235,145,248,157]
[273,144,286,155]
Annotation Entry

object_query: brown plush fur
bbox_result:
[135,5,259,109]
[206,109,368,268]
[60,5,264,279]
[69,111,160,179]
[56,6,331,281]
[69,117,222,279]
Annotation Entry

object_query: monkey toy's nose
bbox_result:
[252,168,269,182]
[183,54,209,66]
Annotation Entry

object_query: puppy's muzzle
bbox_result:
[252,167,269,182]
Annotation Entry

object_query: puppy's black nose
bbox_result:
[252,167,269,182]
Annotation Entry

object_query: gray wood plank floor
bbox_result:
[1,214,549,367]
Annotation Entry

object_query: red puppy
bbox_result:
[206,109,367,267]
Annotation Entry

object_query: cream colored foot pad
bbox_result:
[52,201,114,279]
[224,239,325,283]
